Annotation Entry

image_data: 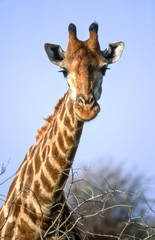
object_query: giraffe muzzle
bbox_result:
[75,94,100,121]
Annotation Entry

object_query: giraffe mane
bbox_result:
[36,92,67,142]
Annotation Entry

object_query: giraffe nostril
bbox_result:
[77,95,96,107]
[77,96,85,106]
[88,96,95,105]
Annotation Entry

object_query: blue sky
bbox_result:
[0,0,155,204]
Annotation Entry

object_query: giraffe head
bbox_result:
[45,23,124,121]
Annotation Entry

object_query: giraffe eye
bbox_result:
[100,66,110,76]
[59,68,68,78]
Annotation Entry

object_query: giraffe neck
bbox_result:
[0,91,84,239]
[34,91,84,205]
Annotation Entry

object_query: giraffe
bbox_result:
[0,23,124,240]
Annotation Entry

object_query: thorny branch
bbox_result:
[42,168,155,239]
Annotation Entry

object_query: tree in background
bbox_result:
[64,163,155,239]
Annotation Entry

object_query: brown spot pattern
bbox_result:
[45,158,60,182]
[34,180,51,205]
[34,150,41,174]
[42,146,47,160]
[57,131,68,154]
[29,145,36,159]
[4,221,15,239]
[67,100,75,123]
[12,197,21,218]
[55,156,67,168]
[0,210,4,228]
[8,188,17,207]
[53,119,57,137]
[18,218,36,239]
[52,142,59,158]
[23,203,37,224]
[64,130,74,146]
[63,113,74,132]
[20,161,28,180]
[34,180,41,195]
[27,161,33,176]
[53,167,70,201]
[5,175,18,203]
[40,170,54,193]
[60,101,66,121]
[26,161,34,187]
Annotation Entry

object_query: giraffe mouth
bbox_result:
[75,100,100,122]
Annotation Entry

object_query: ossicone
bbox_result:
[87,22,100,51]
[68,23,77,42]
[68,23,77,33]
[89,22,98,33]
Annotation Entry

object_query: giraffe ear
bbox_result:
[44,43,66,66]
[102,41,124,64]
